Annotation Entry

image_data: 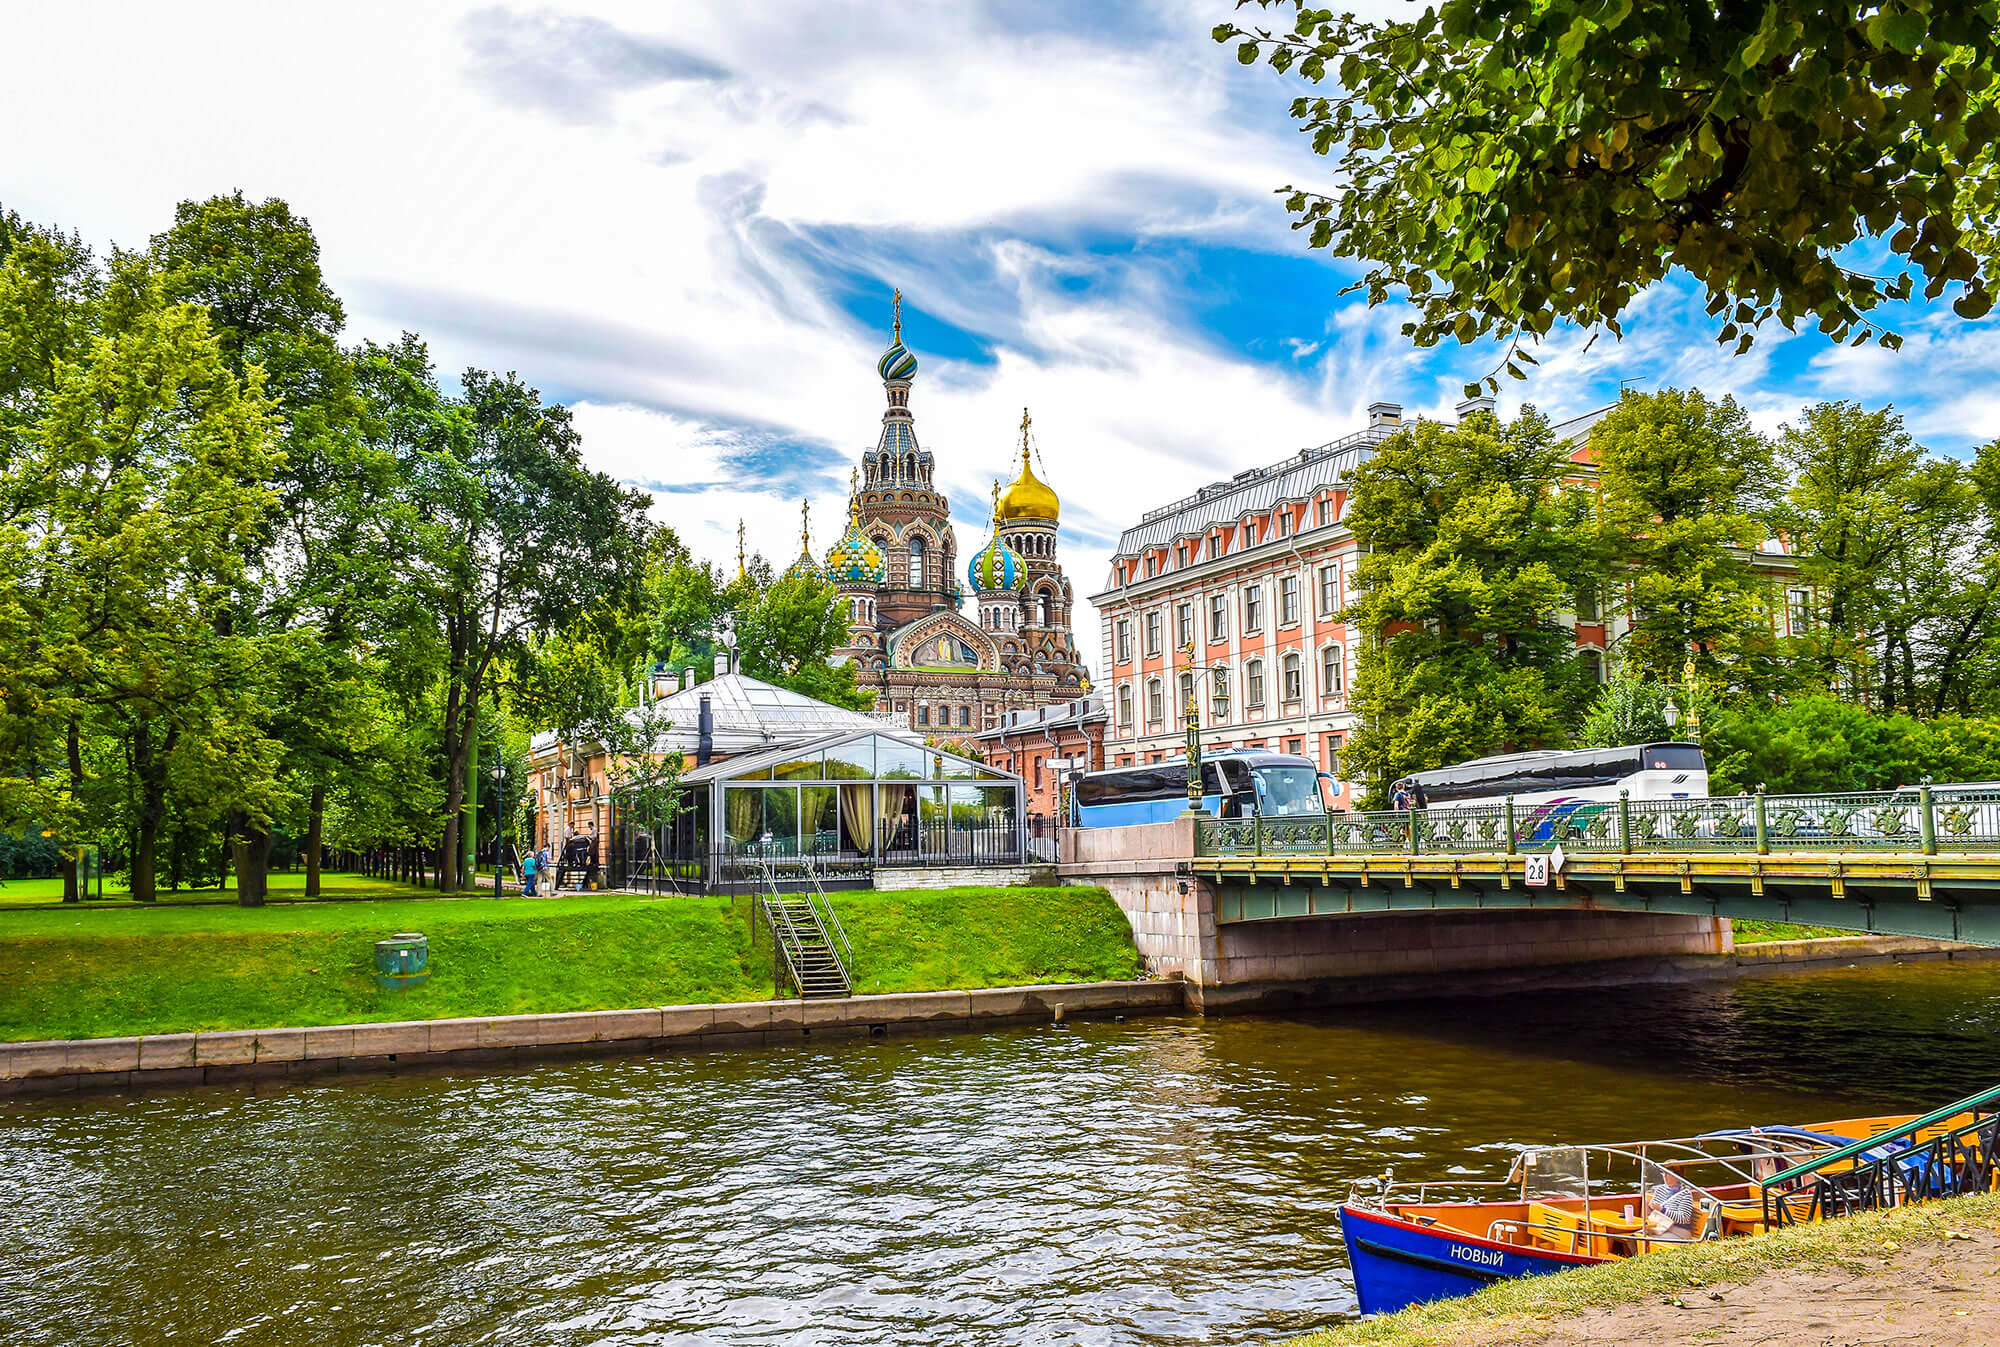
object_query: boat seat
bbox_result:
[1525,1202,1594,1255]
[1718,1201,1767,1236]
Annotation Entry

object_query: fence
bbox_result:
[605,813,1062,894]
[1195,785,2000,858]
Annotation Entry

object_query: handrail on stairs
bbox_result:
[800,854,852,966]
[1762,1081,2000,1227]
[755,856,812,996]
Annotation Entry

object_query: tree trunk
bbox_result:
[62,718,83,902]
[305,781,326,897]
[231,814,270,906]
[129,723,165,904]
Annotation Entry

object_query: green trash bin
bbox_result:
[374,932,429,991]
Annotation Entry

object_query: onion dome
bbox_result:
[878,287,918,382]
[968,481,1028,592]
[781,499,827,585]
[824,482,887,586]
[997,407,1059,522]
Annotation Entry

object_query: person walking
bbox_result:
[536,841,553,894]
[520,845,539,897]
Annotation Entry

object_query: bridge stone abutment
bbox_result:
[1060,819,1729,1012]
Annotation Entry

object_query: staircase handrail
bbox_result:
[756,856,812,996]
[799,854,853,966]
[1766,1082,2000,1188]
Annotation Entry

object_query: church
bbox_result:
[784,297,1090,744]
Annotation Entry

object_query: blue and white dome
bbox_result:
[968,483,1028,592]
[878,340,918,382]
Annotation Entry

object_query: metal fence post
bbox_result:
[1618,790,1632,855]
[1754,789,1769,855]
[1407,807,1419,854]
[1920,783,1937,855]
[1504,795,1517,855]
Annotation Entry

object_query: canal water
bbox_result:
[7,960,2000,1347]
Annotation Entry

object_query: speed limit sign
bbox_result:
[1524,854,1550,887]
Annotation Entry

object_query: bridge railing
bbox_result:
[1193,785,2000,858]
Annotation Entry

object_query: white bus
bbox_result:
[1392,742,1708,811]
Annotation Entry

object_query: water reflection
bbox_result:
[5,961,1998,1347]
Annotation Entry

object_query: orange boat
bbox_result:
[1339,1087,2000,1315]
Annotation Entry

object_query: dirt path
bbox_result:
[1510,1224,2000,1346]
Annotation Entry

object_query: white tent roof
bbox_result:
[529,672,907,762]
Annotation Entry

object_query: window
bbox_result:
[1176,542,1191,568]
[1316,497,1335,526]
[1145,610,1162,655]
[1179,671,1195,715]
[908,535,926,589]
[918,705,930,726]
[1279,575,1299,625]
[1318,565,1339,616]
[1033,757,1043,788]
[1575,583,1601,623]
[1209,594,1228,641]
[1245,518,1259,544]
[1210,530,1226,557]
[1276,510,1291,539]
[958,706,970,727]
[1282,652,1303,703]
[1247,659,1266,708]
[1324,731,1344,776]
[1285,737,1303,755]
[1580,648,1605,684]
[1115,619,1131,664]
[1244,584,1264,631]
[1321,643,1344,697]
[1117,683,1133,727]
[1143,554,1157,578]
[1787,587,1812,635]
[1147,678,1164,722]
[1175,602,1194,649]
[1210,668,1230,720]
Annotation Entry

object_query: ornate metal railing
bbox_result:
[1194,785,2000,858]
[1762,1084,2000,1228]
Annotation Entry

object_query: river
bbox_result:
[6,960,2000,1347]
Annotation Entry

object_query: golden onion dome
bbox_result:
[997,409,1059,522]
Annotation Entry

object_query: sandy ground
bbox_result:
[1508,1224,2000,1346]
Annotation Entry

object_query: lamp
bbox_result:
[1662,700,1680,729]
[488,761,508,897]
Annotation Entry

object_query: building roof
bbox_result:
[528,671,902,761]
[678,728,1018,786]
[974,694,1106,741]
[1109,404,1613,557]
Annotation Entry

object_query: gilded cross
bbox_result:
[892,288,903,343]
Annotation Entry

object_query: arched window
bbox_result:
[1282,652,1303,703]
[908,535,926,589]
[1117,683,1132,727]
[1246,659,1266,708]
[1146,678,1164,723]
[1037,590,1051,625]
[1580,648,1605,684]
[1321,643,1344,697]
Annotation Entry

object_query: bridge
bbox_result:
[1193,786,2000,946]
[1060,787,2000,1011]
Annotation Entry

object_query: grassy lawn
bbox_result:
[1282,1190,2000,1347]
[0,869,440,907]
[1732,919,1853,943]
[0,885,1143,1041]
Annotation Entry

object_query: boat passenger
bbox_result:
[1642,1164,1695,1242]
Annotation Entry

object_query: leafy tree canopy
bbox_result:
[1219,1,2000,388]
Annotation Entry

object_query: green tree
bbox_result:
[736,572,875,710]
[1219,1,2000,388]
[1339,407,1606,800]
[1592,389,1784,692]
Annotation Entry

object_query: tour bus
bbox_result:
[1390,742,1708,812]
[1071,751,1331,828]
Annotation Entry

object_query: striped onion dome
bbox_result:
[824,495,887,586]
[967,483,1028,592]
[877,339,918,382]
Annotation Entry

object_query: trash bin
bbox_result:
[374,932,429,990]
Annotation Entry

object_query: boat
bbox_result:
[1339,1085,2000,1316]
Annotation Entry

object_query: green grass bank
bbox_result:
[0,870,440,907]
[0,885,1144,1042]
[1277,1190,2000,1347]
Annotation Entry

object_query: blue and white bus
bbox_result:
[1391,742,1708,810]
[1071,751,1331,828]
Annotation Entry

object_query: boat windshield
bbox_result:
[1516,1146,1589,1201]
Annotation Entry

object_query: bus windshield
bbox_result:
[1254,765,1324,816]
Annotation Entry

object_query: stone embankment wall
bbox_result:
[871,865,1056,890]
[0,980,1182,1098]
[1060,818,1729,1011]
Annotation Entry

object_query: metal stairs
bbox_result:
[757,857,852,999]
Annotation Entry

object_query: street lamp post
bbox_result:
[1181,638,1204,816]
[490,762,507,898]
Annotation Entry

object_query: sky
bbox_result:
[6,1,1997,675]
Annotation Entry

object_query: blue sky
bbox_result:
[6,0,1996,672]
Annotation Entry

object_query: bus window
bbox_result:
[1255,765,1325,816]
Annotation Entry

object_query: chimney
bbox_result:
[697,695,714,768]
[651,664,673,701]
[713,650,730,679]
[1456,395,1496,422]
[681,665,695,691]
[1367,400,1402,428]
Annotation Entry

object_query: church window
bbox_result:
[958,706,970,727]
[918,705,930,726]
[908,536,926,589]
[1038,592,1051,626]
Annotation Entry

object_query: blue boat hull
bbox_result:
[1339,1205,1600,1316]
